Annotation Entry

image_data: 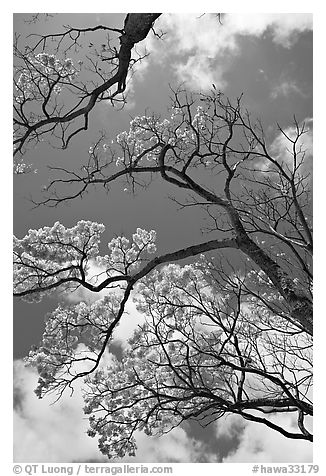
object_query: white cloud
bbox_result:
[224,13,312,48]
[254,118,313,176]
[271,80,306,99]
[215,413,247,440]
[111,299,146,350]
[174,56,226,91]
[65,260,113,304]
[14,359,105,463]
[120,427,217,463]
[270,118,313,174]
[138,13,312,92]
[122,52,152,111]
[218,413,312,462]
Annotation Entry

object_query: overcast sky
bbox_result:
[13,11,314,465]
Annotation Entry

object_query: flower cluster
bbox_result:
[13,157,37,174]
[25,306,80,397]
[14,222,158,302]
[191,105,209,131]
[83,347,193,458]
[97,228,157,275]
[135,263,216,327]
[14,221,105,300]
[15,53,79,104]
[26,294,121,398]
[15,220,104,261]
[115,115,173,164]
[113,107,206,167]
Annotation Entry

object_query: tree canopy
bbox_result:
[13,13,313,461]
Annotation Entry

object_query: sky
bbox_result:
[10,8,318,467]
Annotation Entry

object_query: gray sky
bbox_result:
[13,12,313,464]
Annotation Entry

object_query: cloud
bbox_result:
[270,118,313,174]
[174,55,226,91]
[65,260,113,304]
[110,299,146,350]
[215,413,247,440]
[122,52,152,111]
[14,359,215,463]
[120,427,217,463]
[138,13,312,92]
[14,359,106,463]
[223,13,312,48]
[271,80,307,99]
[217,413,312,462]
[253,118,313,177]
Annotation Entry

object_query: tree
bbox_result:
[14,84,313,458]
[13,13,161,160]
